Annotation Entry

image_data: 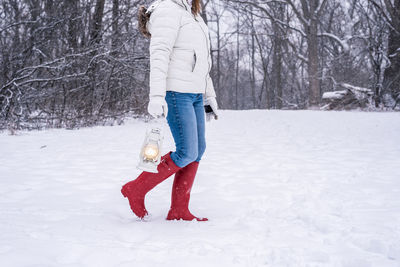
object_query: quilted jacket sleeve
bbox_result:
[148,3,182,98]
[205,74,216,98]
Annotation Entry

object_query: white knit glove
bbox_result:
[204,96,219,121]
[147,96,168,118]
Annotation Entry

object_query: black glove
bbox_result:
[204,104,218,121]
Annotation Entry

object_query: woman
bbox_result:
[121,0,218,221]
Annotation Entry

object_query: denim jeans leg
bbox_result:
[165,92,199,168]
[194,94,206,162]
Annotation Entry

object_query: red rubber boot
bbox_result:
[121,152,181,219]
[167,161,208,221]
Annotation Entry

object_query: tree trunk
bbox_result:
[216,14,221,99]
[87,0,106,116]
[306,0,321,107]
[111,0,120,54]
[200,0,208,24]
[250,6,256,109]
[285,0,323,107]
[90,0,106,46]
[383,0,400,104]
[66,0,79,51]
[272,3,285,109]
[235,7,240,109]
[28,0,40,54]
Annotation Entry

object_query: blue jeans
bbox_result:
[165,91,206,168]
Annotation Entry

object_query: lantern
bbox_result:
[137,127,164,173]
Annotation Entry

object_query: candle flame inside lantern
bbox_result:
[143,143,159,160]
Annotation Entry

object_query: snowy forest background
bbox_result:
[0,0,399,130]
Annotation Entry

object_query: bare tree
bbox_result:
[368,0,400,106]
[0,0,398,130]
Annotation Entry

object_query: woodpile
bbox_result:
[322,83,373,110]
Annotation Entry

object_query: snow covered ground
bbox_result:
[1,110,400,267]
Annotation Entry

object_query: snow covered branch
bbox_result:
[319,33,350,53]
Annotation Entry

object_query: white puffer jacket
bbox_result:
[147,0,216,99]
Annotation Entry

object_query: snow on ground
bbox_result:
[1,110,400,267]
